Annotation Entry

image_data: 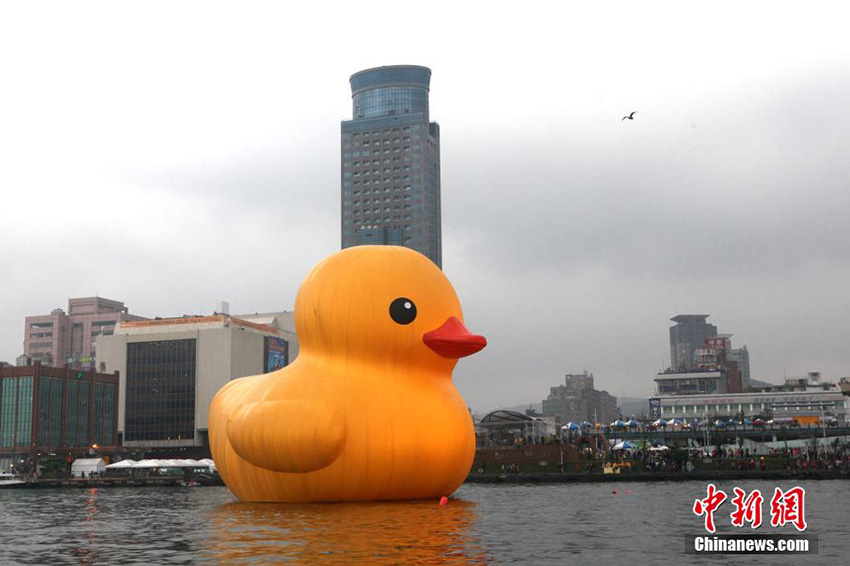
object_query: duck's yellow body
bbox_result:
[209,246,486,502]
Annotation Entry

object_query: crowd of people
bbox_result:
[477,437,850,476]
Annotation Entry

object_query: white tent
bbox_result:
[71,458,106,478]
[105,459,136,469]
[116,458,216,470]
[134,459,173,468]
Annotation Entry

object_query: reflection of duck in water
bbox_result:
[205,498,486,564]
[209,246,487,502]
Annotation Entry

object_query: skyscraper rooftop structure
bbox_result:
[669,314,717,372]
[341,65,442,267]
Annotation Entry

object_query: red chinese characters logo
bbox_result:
[694,485,807,532]
[769,486,807,532]
[693,483,727,533]
[729,487,764,529]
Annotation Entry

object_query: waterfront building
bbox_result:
[341,65,442,267]
[0,363,119,472]
[541,371,618,425]
[657,389,847,422]
[21,296,147,369]
[669,314,717,372]
[96,312,297,454]
[654,371,728,396]
[656,371,848,422]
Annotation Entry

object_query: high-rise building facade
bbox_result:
[1,362,119,472]
[729,345,751,389]
[97,312,298,453]
[21,297,147,369]
[341,65,442,267]
[669,314,717,372]
[541,371,618,425]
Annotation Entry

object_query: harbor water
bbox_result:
[1,481,845,564]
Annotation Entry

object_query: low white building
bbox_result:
[654,371,727,396]
[657,389,847,422]
[97,312,297,451]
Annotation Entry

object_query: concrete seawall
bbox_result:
[466,470,850,483]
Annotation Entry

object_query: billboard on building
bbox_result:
[649,397,661,419]
[264,336,289,373]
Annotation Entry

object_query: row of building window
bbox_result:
[348,170,414,180]
[347,163,412,172]
[666,401,843,414]
[354,222,411,227]
[348,180,418,190]
[28,319,115,330]
[353,204,413,213]
[351,195,411,205]
[347,227,418,244]
[350,187,416,196]
[350,149,421,158]
[347,175,414,186]
[351,126,415,137]
[353,137,412,147]
[341,156,421,170]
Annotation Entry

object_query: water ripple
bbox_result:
[0,480,845,564]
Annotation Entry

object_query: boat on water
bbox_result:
[0,472,26,488]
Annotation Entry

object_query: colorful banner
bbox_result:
[264,336,289,373]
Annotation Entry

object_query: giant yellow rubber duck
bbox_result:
[209,246,487,502]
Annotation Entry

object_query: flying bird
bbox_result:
[622,111,637,121]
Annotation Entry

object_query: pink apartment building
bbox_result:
[21,296,147,369]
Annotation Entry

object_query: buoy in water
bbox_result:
[439,496,449,506]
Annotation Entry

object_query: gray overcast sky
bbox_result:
[2,1,849,412]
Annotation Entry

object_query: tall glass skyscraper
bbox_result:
[341,65,442,267]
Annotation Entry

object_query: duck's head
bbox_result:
[294,246,486,374]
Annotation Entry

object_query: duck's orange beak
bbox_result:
[423,316,487,359]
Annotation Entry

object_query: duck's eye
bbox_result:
[389,297,417,325]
